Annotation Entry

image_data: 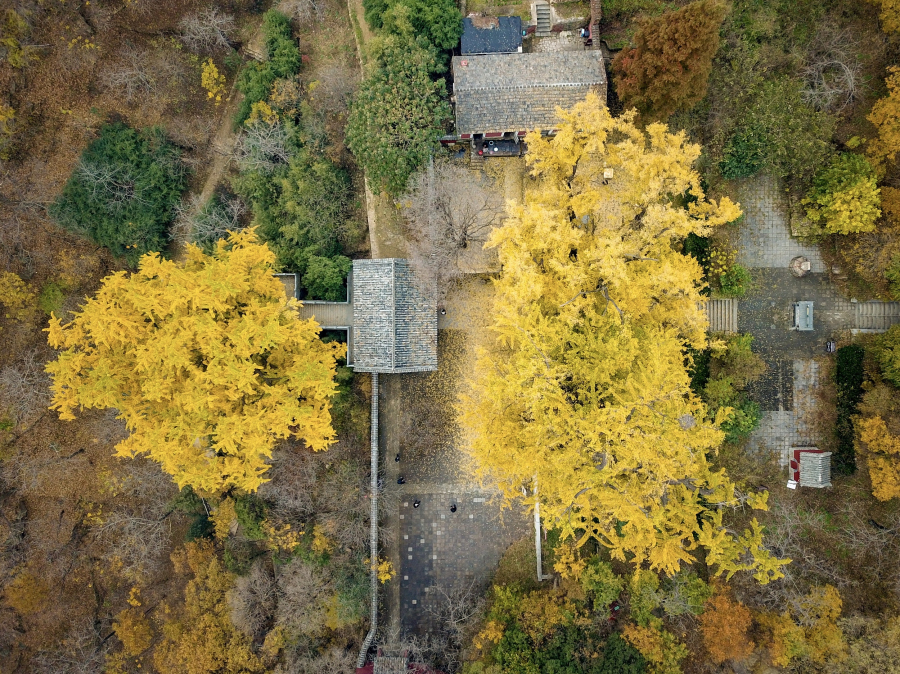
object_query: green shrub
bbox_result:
[703,375,736,409]
[687,347,712,396]
[346,8,450,196]
[876,326,900,388]
[834,344,865,474]
[683,232,711,293]
[303,255,351,301]
[581,559,625,609]
[885,255,900,300]
[719,126,766,179]
[362,0,389,29]
[364,0,462,50]
[718,263,751,298]
[660,571,712,617]
[332,556,369,626]
[629,569,661,627]
[38,281,67,315]
[712,333,766,387]
[223,538,257,574]
[49,123,187,266]
[234,10,301,125]
[803,153,881,235]
[721,398,761,444]
[380,0,462,51]
[597,633,647,674]
[233,493,267,540]
[233,149,354,293]
[186,513,214,541]
[707,49,836,185]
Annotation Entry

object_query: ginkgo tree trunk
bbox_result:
[45,229,342,494]
[461,93,789,583]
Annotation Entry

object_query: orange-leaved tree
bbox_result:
[612,0,727,121]
[461,93,788,583]
[869,0,900,34]
[46,229,342,494]
[154,541,268,673]
[698,593,755,663]
[867,66,900,175]
[856,415,900,501]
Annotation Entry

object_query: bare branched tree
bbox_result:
[308,61,359,115]
[316,460,371,553]
[399,158,504,304]
[228,558,277,638]
[279,647,357,674]
[32,618,108,674]
[378,627,450,673]
[282,0,327,24]
[275,558,331,636]
[91,460,177,581]
[99,45,188,103]
[422,580,486,672]
[258,448,322,521]
[178,8,236,53]
[0,349,51,428]
[173,193,247,249]
[801,27,863,113]
[232,121,294,173]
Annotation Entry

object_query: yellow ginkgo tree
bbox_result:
[461,93,788,582]
[46,229,342,494]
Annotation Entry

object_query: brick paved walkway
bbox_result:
[398,491,527,635]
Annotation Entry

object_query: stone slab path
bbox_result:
[381,325,529,640]
[734,176,826,272]
[732,176,837,465]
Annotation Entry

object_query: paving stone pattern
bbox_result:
[732,175,833,464]
[747,360,821,465]
[532,32,586,53]
[734,175,826,271]
[398,493,527,635]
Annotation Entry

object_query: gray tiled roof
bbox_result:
[452,52,606,134]
[352,259,437,373]
[461,16,523,54]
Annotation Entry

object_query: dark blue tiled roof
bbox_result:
[461,16,522,54]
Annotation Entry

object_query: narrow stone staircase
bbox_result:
[705,299,738,334]
[469,145,484,167]
[534,2,552,37]
[853,301,900,332]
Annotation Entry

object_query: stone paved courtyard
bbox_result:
[733,176,846,465]
[380,323,529,639]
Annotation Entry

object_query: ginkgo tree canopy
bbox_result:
[462,93,789,582]
[46,229,342,494]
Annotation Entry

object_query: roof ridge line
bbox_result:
[455,82,604,91]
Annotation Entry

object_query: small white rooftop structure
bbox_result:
[788,447,831,489]
[793,301,814,331]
